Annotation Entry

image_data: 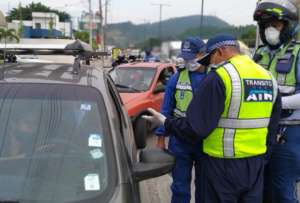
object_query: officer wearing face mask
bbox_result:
[154,37,206,203]
[254,1,300,202]
[145,34,282,203]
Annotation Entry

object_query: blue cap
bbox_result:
[179,37,206,60]
[198,34,239,66]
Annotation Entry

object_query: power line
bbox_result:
[151,3,171,41]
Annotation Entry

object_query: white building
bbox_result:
[0,10,6,28]
[7,12,72,38]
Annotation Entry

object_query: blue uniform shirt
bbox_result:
[155,70,206,137]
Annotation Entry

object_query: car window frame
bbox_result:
[0,82,118,203]
[105,73,137,161]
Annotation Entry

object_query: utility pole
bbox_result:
[103,0,109,51]
[151,3,170,42]
[200,0,204,36]
[88,0,93,47]
[98,0,104,51]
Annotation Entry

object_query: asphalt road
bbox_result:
[139,134,172,203]
[139,134,194,203]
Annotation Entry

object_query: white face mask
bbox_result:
[185,60,200,72]
[265,26,281,46]
[176,57,185,69]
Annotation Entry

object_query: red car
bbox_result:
[110,62,176,147]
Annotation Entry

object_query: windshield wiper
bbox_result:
[0,201,19,203]
[115,84,140,92]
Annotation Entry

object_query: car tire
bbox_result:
[134,116,148,149]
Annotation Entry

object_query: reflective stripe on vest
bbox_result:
[176,84,192,91]
[218,118,270,129]
[174,69,193,118]
[222,63,241,157]
[280,120,300,125]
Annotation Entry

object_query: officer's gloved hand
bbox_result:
[142,108,166,127]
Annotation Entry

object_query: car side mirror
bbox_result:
[133,148,175,182]
[153,84,165,94]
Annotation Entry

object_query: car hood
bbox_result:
[120,92,146,105]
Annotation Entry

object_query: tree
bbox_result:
[239,26,257,47]
[136,38,162,51]
[7,2,71,22]
[49,18,54,38]
[17,2,24,38]
[74,31,89,44]
[0,28,20,44]
[0,28,20,64]
[74,31,98,50]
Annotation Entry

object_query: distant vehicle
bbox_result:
[160,41,182,62]
[0,46,174,202]
[109,62,176,147]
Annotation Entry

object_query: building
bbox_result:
[0,10,6,28]
[8,12,72,38]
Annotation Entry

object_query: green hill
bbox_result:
[106,15,231,47]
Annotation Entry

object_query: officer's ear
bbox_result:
[217,47,227,57]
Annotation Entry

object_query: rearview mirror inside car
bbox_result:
[133,148,175,182]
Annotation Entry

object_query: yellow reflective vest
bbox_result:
[173,69,193,118]
[203,55,278,158]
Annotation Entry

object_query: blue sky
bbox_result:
[1,0,258,25]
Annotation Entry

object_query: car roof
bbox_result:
[117,62,173,69]
[2,62,106,88]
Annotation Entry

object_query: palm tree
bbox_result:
[0,28,20,64]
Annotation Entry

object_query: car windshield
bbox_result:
[110,67,156,92]
[0,84,116,203]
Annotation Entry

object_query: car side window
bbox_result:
[157,66,175,86]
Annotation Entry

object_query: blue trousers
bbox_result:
[198,154,265,203]
[270,125,300,203]
[169,136,203,203]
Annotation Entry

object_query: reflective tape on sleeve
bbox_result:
[278,85,296,95]
[173,108,186,118]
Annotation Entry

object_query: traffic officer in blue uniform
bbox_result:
[145,34,282,203]
[155,37,206,203]
[253,1,300,202]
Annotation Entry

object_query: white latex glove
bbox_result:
[142,108,166,127]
